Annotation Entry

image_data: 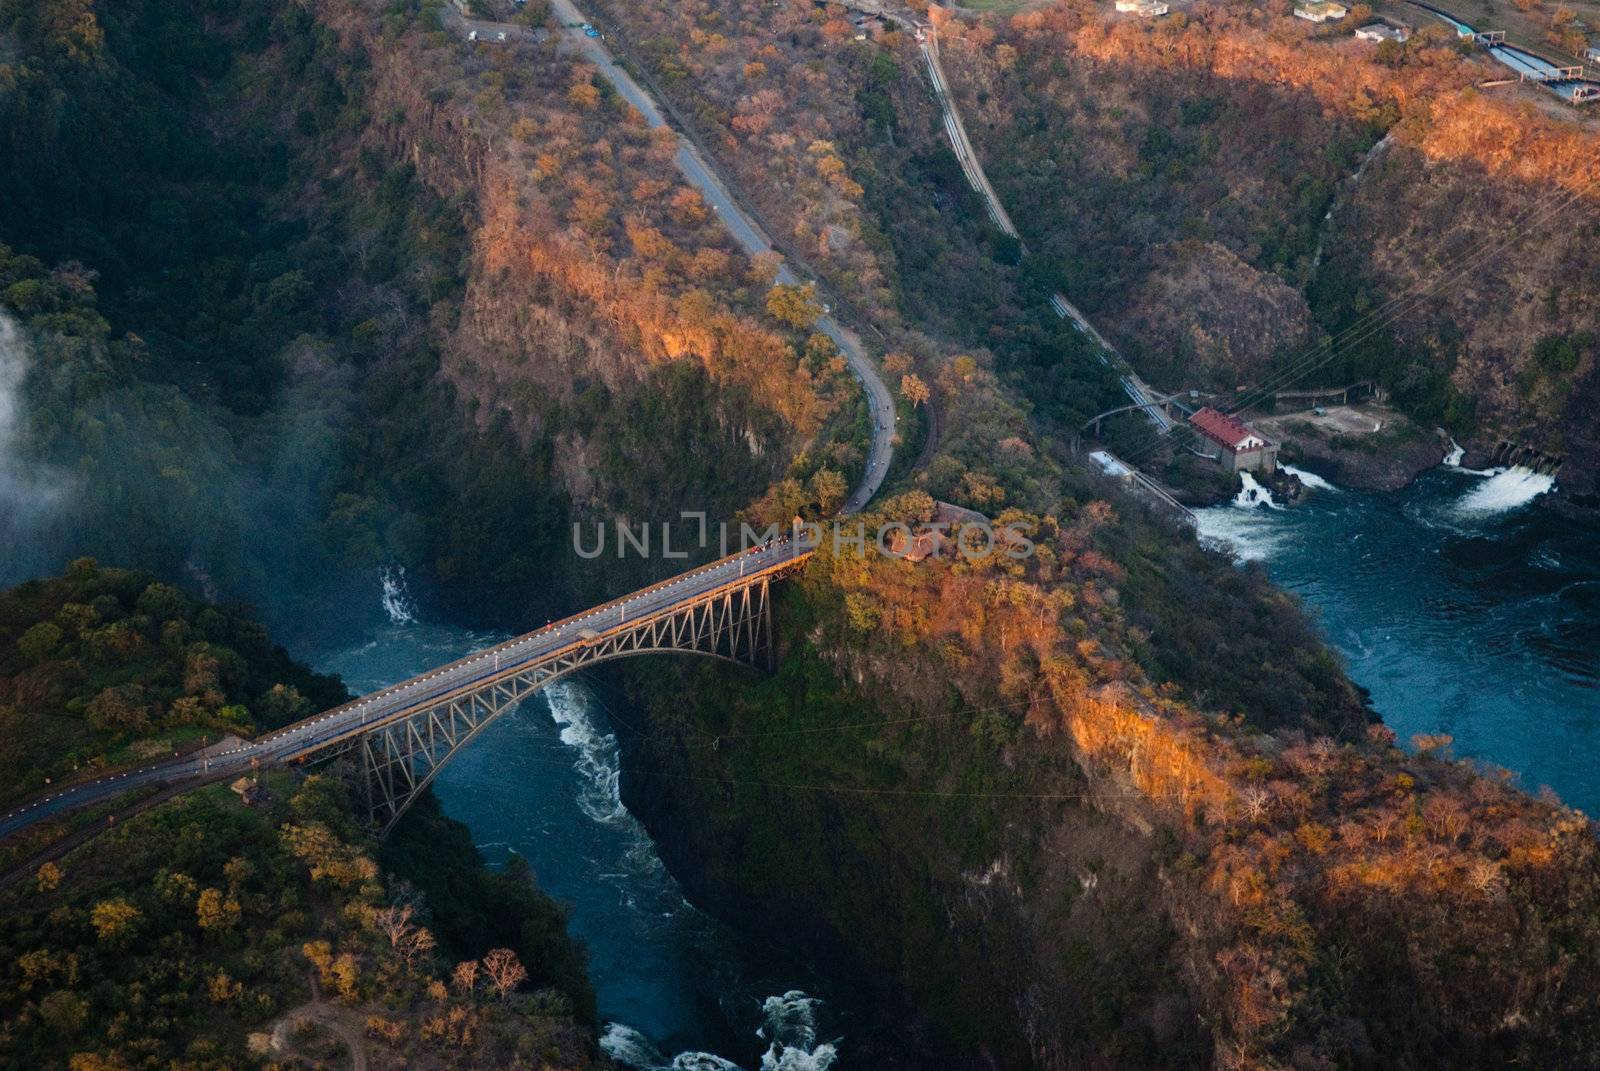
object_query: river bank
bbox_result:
[1252,403,1447,491]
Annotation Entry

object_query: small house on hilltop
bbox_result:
[1295,1,1347,22]
[1188,408,1278,473]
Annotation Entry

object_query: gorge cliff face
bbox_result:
[0,0,871,632]
[314,0,844,522]
[616,504,1600,1068]
[933,1,1600,495]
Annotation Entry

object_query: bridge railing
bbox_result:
[256,537,815,753]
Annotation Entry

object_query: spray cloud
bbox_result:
[0,311,72,583]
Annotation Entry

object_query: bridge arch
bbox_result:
[308,572,785,833]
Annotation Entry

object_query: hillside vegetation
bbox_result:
[6,0,1600,1067]
[0,559,345,809]
[585,0,1136,448]
[0,0,865,638]
[630,468,1600,1067]
[0,568,604,1071]
[934,0,1600,489]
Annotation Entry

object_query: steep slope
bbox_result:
[621,427,1600,1068]
[0,0,865,639]
[934,1,1600,493]
[0,563,604,1070]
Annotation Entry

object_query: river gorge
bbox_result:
[286,450,1600,1071]
[314,607,847,1071]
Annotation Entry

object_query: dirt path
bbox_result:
[269,998,369,1071]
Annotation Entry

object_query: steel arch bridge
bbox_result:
[321,570,789,832]
[0,540,815,845]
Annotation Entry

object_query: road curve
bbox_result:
[547,0,895,513]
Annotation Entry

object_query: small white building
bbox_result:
[1587,45,1600,64]
[1355,22,1409,42]
[1115,0,1167,14]
[1294,1,1348,23]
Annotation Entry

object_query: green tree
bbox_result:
[809,468,848,515]
[37,991,88,1037]
[134,582,190,623]
[18,622,63,663]
[765,283,822,329]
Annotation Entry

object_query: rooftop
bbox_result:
[1189,407,1263,450]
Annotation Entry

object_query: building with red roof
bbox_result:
[1188,407,1278,473]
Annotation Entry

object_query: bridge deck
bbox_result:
[0,538,815,839]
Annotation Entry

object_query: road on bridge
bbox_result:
[545,0,896,513]
[0,539,813,841]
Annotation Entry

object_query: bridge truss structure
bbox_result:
[311,562,800,833]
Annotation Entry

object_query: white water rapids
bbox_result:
[601,989,839,1071]
[549,685,839,1070]
[379,565,418,625]
[1282,464,1336,492]
[1452,467,1556,517]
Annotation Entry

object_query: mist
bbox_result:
[0,311,72,585]
[0,305,378,645]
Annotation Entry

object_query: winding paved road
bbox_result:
[547,0,896,511]
[0,3,906,849]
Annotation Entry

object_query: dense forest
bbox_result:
[0,560,345,811]
[0,566,603,1070]
[530,0,1600,1064]
[629,472,1600,1067]
[0,0,869,642]
[6,0,1600,1067]
[585,0,1136,452]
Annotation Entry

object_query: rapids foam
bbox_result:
[1194,473,1292,561]
[1282,465,1335,491]
[1441,438,1495,477]
[757,991,839,1071]
[1454,467,1555,517]
[1234,471,1281,509]
[601,989,839,1071]
[545,680,629,824]
[379,565,418,625]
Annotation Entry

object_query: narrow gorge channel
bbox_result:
[312,586,847,1071]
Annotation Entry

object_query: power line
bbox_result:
[1115,175,1593,467]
